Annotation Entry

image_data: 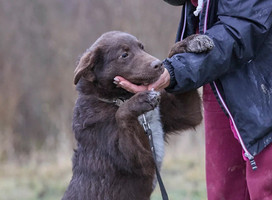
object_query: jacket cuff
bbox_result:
[163,59,177,90]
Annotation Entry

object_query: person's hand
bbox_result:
[148,68,170,91]
[114,68,170,93]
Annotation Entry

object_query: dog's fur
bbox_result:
[62,31,213,200]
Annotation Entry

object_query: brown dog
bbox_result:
[62,31,213,200]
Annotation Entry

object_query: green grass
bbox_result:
[151,158,206,200]
[0,159,206,200]
[0,134,207,200]
[0,163,70,200]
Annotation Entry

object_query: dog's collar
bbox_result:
[97,97,125,107]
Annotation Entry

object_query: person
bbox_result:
[113,0,272,199]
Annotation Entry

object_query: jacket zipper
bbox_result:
[201,0,257,170]
[212,82,257,170]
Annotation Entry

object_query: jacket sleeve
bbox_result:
[164,0,272,93]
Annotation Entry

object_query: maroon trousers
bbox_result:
[203,84,272,200]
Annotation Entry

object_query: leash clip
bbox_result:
[142,114,151,132]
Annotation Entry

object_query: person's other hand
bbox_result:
[114,68,170,93]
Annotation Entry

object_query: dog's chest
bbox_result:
[138,107,165,167]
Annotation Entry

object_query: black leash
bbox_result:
[142,114,169,200]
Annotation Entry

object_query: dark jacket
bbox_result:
[164,0,272,169]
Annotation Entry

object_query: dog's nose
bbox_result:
[151,60,162,70]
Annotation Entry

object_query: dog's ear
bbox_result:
[74,48,101,85]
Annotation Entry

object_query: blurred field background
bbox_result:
[0,0,206,199]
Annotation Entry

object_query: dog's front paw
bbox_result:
[135,90,161,113]
[122,91,161,117]
[185,34,214,53]
[147,90,161,109]
[168,34,214,57]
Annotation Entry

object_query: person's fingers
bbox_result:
[113,68,170,93]
[148,68,170,91]
[114,76,126,83]
[114,76,148,93]
[120,81,148,93]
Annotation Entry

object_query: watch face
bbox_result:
[163,0,186,6]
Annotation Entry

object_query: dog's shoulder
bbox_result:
[73,95,117,127]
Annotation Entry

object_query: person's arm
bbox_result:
[165,0,272,93]
[115,0,272,93]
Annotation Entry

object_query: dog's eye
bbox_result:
[139,44,144,50]
[121,52,128,58]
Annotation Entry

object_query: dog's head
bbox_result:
[74,31,164,98]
